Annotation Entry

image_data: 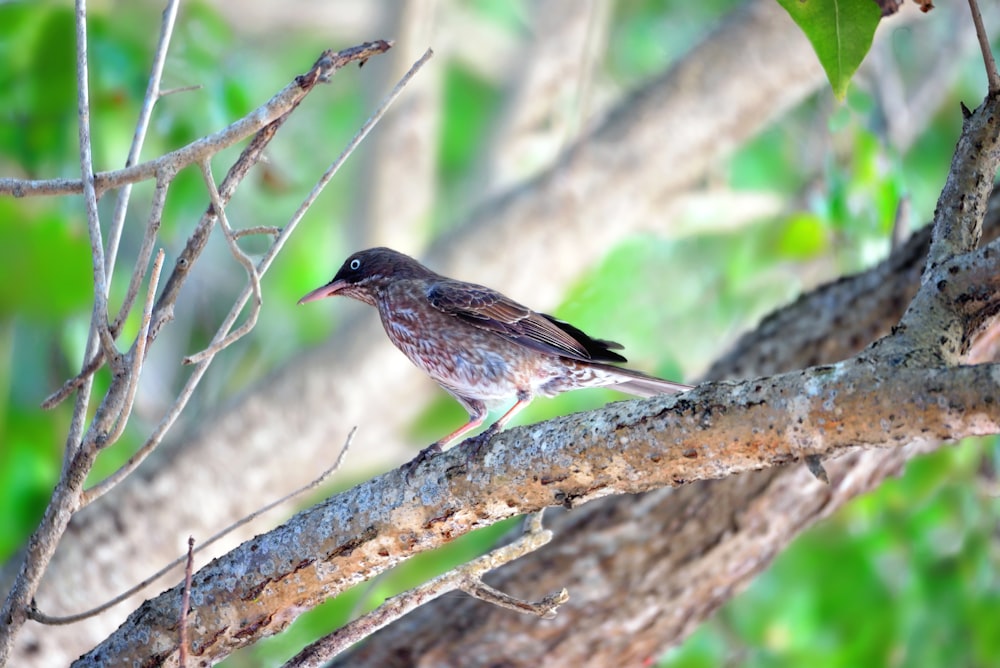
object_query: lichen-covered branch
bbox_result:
[76,359,1000,666]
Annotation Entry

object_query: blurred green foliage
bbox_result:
[0,1,997,666]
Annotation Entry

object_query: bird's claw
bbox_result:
[403,442,443,481]
[462,424,499,464]
[403,425,500,482]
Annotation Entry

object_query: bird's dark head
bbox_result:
[298,247,432,306]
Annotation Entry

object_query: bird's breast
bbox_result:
[375,286,556,402]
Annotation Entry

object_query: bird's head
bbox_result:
[298,247,431,306]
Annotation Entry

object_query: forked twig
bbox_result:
[39,41,396,410]
[0,41,396,199]
[98,249,165,449]
[182,161,264,365]
[32,429,353,624]
[78,49,430,507]
[284,511,562,668]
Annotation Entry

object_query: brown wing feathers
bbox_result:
[426,281,627,364]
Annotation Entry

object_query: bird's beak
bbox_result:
[297,279,347,305]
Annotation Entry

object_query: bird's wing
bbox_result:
[426,280,626,363]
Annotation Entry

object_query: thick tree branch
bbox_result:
[76,360,1000,665]
[923,91,1000,277]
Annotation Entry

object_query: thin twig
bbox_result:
[0,3,111,661]
[73,0,117,373]
[41,353,103,410]
[77,41,409,500]
[458,579,568,619]
[160,84,203,97]
[41,42,390,408]
[99,249,165,449]
[62,0,109,467]
[148,43,394,349]
[1,28,391,668]
[968,0,1000,94]
[233,225,282,239]
[182,160,264,365]
[35,429,353,622]
[112,173,172,334]
[104,0,179,286]
[179,536,195,668]
[0,41,394,199]
[284,506,556,668]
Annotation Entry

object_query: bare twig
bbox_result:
[40,353,103,410]
[969,0,1000,93]
[82,49,430,501]
[0,37,395,664]
[98,249,165,449]
[458,579,568,619]
[64,0,112,465]
[43,0,176,420]
[181,161,264,365]
[284,508,556,668]
[73,0,120,387]
[148,43,395,350]
[183,46,433,366]
[0,41,394,199]
[159,84,203,97]
[34,429,353,624]
[104,0,179,286]
[0,4,113,662]
[112,174,173,335]
[233,225,282,239]
[42,43,395,409]
[179,536,195,668]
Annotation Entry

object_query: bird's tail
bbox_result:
[594,363,692,397]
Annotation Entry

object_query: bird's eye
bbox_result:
[350,258,361,270]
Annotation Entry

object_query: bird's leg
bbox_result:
[404,400,488,478]
[462,390,533,461]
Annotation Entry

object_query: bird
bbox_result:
[299,247,691,471]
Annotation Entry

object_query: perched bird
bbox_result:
[299,247,691,469]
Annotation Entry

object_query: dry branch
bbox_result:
[284,512,558,667]
[76,361,1000,665]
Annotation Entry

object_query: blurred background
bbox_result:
[1,0,998,665]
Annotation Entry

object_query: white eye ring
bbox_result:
[350,258,361,270]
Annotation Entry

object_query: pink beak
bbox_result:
[297,280,347,305]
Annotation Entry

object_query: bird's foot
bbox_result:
[403,442,443,481]
[461,424,500,464]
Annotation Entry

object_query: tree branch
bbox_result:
[76,360,1000,665]
[0,41,395,199]
[284,512,558,668]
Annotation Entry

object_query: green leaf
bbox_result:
[778,0,881,99]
